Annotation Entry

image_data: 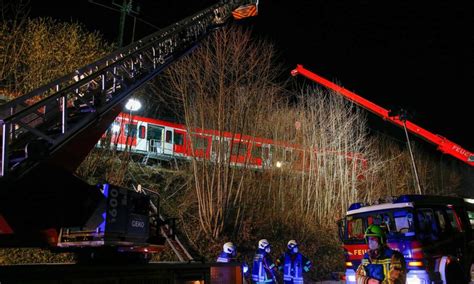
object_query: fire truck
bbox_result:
[338,195,474,283]
[291,65,474,283]
[0,0,259,264]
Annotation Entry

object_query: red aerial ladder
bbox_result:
[0,0,258,248]
[291,65,474,167]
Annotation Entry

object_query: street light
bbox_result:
[125,98,142,112]
[124,98,141,148]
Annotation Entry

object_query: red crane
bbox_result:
[291,64,474,166]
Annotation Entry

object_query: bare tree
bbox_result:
[159,26,283,238]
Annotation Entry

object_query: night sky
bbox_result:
[24,0,474,156]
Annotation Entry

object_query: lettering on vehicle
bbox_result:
[108,188,119,223]
[352,249,368,256]
[131,220,145,228]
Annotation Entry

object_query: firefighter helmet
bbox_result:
[223,242,236,254]
[258,239,270,249]
[364,224,386,244]
[287,239,298,249]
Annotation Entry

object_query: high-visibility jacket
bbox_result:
[276,251,312,283]
[216,251,235,263]
[252,249,276,283]
[355,247,406,284]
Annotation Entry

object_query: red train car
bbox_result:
[99,113,368,174]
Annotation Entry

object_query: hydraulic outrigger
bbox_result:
[291,64,474,166]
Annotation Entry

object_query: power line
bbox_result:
[88,0,160,46]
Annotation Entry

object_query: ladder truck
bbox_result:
[291,65,474,167]
[0,0,258,262]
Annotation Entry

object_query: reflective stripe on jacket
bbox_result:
[355,248,406,284]
[216,251,232,263]
[252,249,275,283]
[277,252,312,283]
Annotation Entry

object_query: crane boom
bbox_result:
[291,64,474,166]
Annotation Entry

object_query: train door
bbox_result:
[135,122,147,152]
[147,125,164,155]
[163,127,174,155]
[262,144,272,168]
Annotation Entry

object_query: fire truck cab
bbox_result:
[338,195,474,284]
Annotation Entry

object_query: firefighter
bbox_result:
[216,242,250,279]
[276,240,312,284]
[252,239,278,283]
[217,242,237,262]
[355,224,406,284]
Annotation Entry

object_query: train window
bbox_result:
[232,142,247,156]
[193,136,208,150]
[148,126,163,140]
[165,130,172,143]
[252,144,262,158]
[124,124,137,137]
[174,133,184,145]
[139,126,145,139]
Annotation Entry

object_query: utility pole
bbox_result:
[88,0,140,47]
[115,0,140,47]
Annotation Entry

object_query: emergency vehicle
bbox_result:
[338,195,474,283]
[0,0,259,262]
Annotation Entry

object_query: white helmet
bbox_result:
[287,239,298,249]
[258,239,270,249]
[223,242,236,254]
